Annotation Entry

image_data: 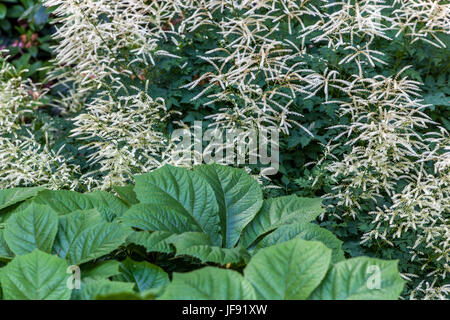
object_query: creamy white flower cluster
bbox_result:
[0,54,78,189]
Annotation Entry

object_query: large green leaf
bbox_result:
[241,195,325,248]
[134,165,221,245]
[126,231,174,254]
[0,229,14,261]
[0,187,44,211]
[53,210,132,265]
[244,238,331,300]
[255,222,345,263]
[160,267,256,300]
[121,204,202,257]
[114,258,169,292]
[168,232,250,264]
[4,203,58,255]
[113,184,138,206]
[29,190,128,221]
[126,165,325,265]
[0,250,71,300]
[86,190,130,221]
[82,260,121,280]
[310,257,405,300]
[195,164,263,248]
[122,203,201,234]
[78,279,135,300]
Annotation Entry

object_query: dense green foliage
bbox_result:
[0,164,405,300]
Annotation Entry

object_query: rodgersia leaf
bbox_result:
[78,279,136,300]
[4,203,58,255]
[168,232,250,264]
[310,257,405,300]
[0,187,44,211]
[126,231,174,254]
[27,189,129,221]
[244,238,332,300]
[125,165,323,265]
[53,210,132,265]
[195,164,263,248]
[0,250,71,300]
[160,267,256,300]
[134,165,221,246]
[0,229,14,261]
[255,222,346,263]
[114,258,169,292]
[121,204,201,234]
[112,184,139,206]
[241,196,325,248]
[82,260,121,280]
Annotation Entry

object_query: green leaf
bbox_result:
[113,184,138,206]
[126,231,174,254]
[0,229,14,261]
[78,279,135,300]
[241,196,325,248]
[122,203,201,234]
[256,222,346,263]
[160,267,256,300]
[29,190,128,221]
[168,232,250,265]
[310,257,405,300]
[114,258,169,292]
[4,203,58,255]
[0,250,71,300]
[134,165,221,245]
[195,164,263,248]
[53,210,132,265]
[244,238,331,300]
[0,187,44,211]
[82,260,121,280]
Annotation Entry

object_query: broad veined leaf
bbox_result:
[0,250,71,300]
[86,190,130,221]
[310,257,405,300]
[4,203,58,255]
[134,165,221,245]
[195,164,263,248]
[241,195,325,248]
[53,210,132,265]
[126,165,325,265]
[0,186,44,211]
[160,267,256,300]
[255,222,346,263]
[0,229,14,261]
[126,231,174,254]
[114,258,169,292]
[122,204,210,259]
[168,232,250,265]
[27,189,128,221]
[82,260,121,280]
[78,279,135,300]
[113,184,138,206]
[121,203,201,234]
[244,238,332,300]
